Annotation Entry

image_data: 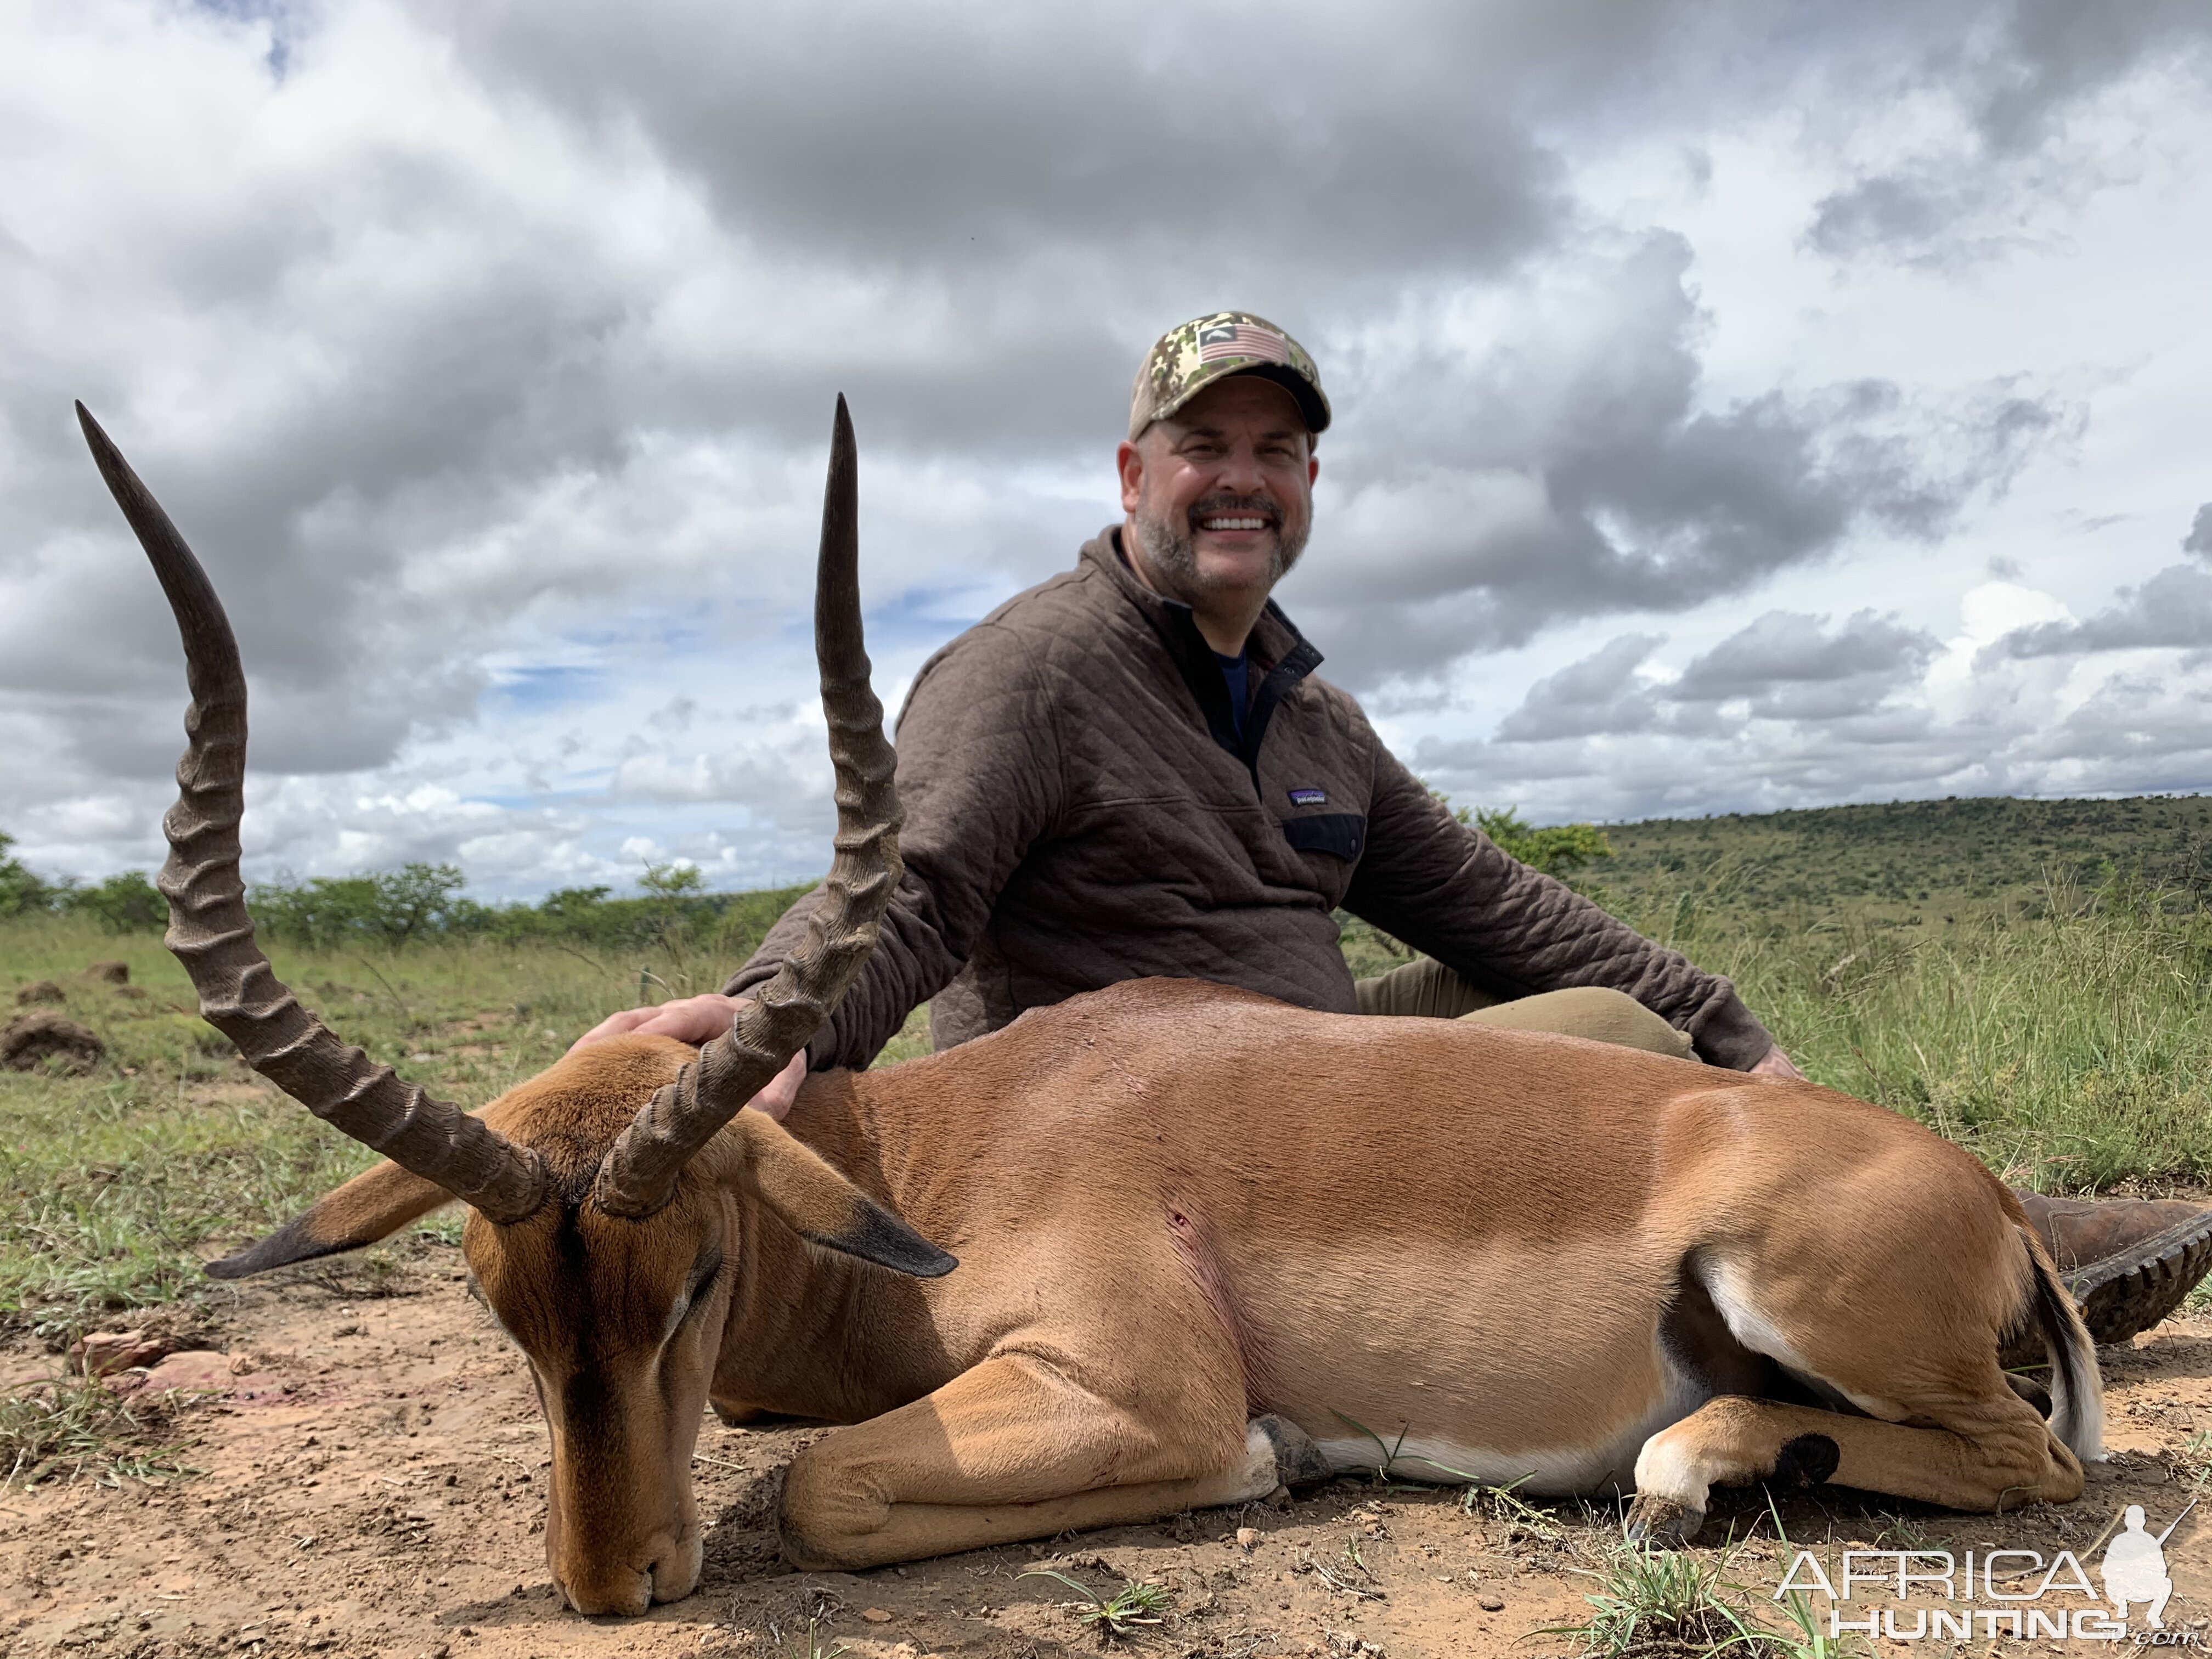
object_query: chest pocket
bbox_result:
[1282,812,1366,862]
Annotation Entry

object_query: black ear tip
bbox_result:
[816,1201,958,1279]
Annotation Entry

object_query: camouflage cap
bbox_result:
[1128,311,1331,441]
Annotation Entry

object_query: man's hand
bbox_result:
[1748,1044,1806,1081]
[567,993,808,1121]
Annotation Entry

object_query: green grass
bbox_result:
[1609,870,2212,1190]
[0,914,768,1340]
[1542,1502,1869,1659]
[1017,1568,1175,1638]
[8,792,2212,1347]
[0,1374,194,1487]
[0,913,934,1344]
[1542,1541,1760,1658]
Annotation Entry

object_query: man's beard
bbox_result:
[1133,492,1308,602]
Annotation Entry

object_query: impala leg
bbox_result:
[778,1351,1283,1570]
[1627,1393,2083,1543]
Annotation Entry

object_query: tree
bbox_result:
[368,864,468,945]
[0,831,59,917]
[1469,806,1616,883]
[65,870,166,933]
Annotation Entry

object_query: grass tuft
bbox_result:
[0,1375,194,1488]
[1019,1567,1175,1638]
[1541,1542,1757,1658]
[1541,1541,1866,1659]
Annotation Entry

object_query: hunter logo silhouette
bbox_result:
[2104,1500,2191,1628]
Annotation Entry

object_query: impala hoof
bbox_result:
[1254,1414,1331,1489]
[1624,1493,1704,1547]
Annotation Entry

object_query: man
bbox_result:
[579,311,2212,1346]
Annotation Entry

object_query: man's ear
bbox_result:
[1117,437,1146,514]
[205,1160,455,1279]
[726,1112,956,1278]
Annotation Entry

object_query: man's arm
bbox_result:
[1344,747,1778,1069]
[579,623,1063,1072]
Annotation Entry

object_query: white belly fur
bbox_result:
[1307,1349,1719,1497]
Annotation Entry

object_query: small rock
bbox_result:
[14,979,65,1006]
[860,1608,894,1624]
[123,1348,236,1395]
[1235,1527,1261,1551]
[70,1329,180,1378]
[1,1010,105,1072]
[1478,1593,1505,1612]
[83,961,129,985]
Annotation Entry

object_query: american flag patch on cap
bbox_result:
[1197,322,1291,365]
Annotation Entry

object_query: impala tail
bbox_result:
[2018,1226,2105,1462]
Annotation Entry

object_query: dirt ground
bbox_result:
[4,1249,2210,1659]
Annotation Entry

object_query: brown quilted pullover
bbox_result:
[727,527,1775,1071]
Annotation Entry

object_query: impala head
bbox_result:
[80,397,950,1616]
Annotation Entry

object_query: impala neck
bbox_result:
[712,1074,951,1422]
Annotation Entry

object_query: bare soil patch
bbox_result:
[4,1256,2210,1659]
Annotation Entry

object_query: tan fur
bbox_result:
[256,980,2097,1610]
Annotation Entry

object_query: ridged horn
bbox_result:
[592,395,902,1218]
[78,402,549,1225]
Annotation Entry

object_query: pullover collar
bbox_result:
[1079,526,1325,781]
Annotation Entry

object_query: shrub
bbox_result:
[63,871,166,934]
[0,833,60,918]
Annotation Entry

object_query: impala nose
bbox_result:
[556,1531,702,1617]
[650,1531,705,1604]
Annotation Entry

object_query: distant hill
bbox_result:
[1595,794,2212,920]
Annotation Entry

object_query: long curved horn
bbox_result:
[593,396,902,1218]
[77,402,549,1224]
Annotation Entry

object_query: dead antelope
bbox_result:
[84,398,2100,1618]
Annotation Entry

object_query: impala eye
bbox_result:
[669,1247,723,1335]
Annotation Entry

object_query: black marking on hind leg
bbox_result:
[1254,1414,1330,1489]
[1771,1432,1839,1489]
[2005,1371,2054,1419]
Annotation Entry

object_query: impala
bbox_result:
[81,398,2098,1618]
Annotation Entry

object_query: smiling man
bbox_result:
[580,311,2212,1346]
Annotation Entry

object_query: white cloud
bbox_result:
[4,0,2211,896]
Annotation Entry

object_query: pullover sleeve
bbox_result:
[1342,744,1775,1068]
[723,622,1062,1070]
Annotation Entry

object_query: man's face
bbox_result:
[1119,375,1318,616]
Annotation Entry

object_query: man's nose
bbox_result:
[1215,441,1266,493]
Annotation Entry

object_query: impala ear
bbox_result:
[206,1160,454,1279]
[727,1113,957,1279]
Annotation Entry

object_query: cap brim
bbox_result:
[1233,364,1331,435]
[1147,362,1331,438]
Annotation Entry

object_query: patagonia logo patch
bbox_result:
[1288,787,1328,807]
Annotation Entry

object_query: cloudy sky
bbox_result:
[5,0,2210,900]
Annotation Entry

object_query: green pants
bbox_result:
[1352,956,1694,1060]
